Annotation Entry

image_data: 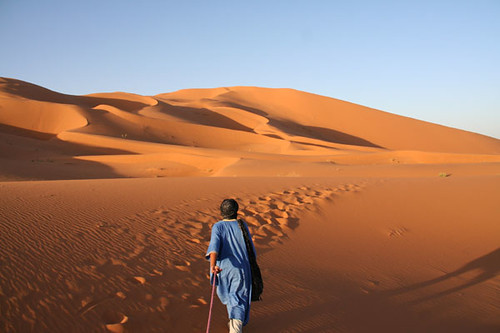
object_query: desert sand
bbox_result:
[0,77,499,332]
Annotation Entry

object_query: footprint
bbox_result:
[110,258,127,266]
[283,196,300,206]
[273,217,289,227]
[127,246,145,259]
[115,292,126,299]
[101,310,128,333]
[173,259,191,272]
[275,201,286,210]
[135,233,148,243]
[254,204,269,213]
[159,296,170,309]
[77,295,115,316]
[270,209,288,219]
[388,227,409,238]
[153,208,168,215]
[116,227,129,234]
[190,222,204,230]
[242,215,265,227]
[299,196,314,204]
[133,276,146,285]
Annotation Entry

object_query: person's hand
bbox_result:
[211,265,222,275]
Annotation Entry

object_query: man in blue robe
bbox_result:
[206,199,255,333]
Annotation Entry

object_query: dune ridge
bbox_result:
[1,77,499,181]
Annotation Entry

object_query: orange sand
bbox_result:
[0,77,499,332]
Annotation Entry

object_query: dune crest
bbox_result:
[0,77,499,181]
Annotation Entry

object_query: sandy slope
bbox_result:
[1,77,499,181]
[1,78,499,332]
[251,176,500,332]
[0,176,498,332]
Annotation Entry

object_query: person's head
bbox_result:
[220,199,239,219]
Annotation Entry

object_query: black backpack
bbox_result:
[237,219,263,301]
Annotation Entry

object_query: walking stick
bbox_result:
[206,272,217,333]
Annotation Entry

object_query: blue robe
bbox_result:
[206,219,255,325]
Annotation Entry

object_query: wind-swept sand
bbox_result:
[1,77,499,181]
[0,78,499,332]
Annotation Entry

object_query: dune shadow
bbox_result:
[384,248,500,302]
[155,100,253,132]
[2,77,149,112]
[0,157,124,181]
[0,125,134,180]
[205,99,384,148]
[0,123,56,140]
[272,120,384,148]
[204,99,269,118]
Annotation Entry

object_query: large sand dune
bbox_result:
[1,78,499,332]
[1,77,499,180]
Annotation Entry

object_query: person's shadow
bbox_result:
[382,247,500,303]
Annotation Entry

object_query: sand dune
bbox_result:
[0,94,88,135]
[158,86,500,153]
[1,78,499,332]
[1,77,499,181]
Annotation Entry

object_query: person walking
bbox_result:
[206,199,256,333]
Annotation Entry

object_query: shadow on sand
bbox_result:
[384,247,500,303]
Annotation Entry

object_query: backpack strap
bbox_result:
[237,219,256,261]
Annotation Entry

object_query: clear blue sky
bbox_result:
[1,0,499,138]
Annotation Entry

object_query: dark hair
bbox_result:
[220,199,239,219]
